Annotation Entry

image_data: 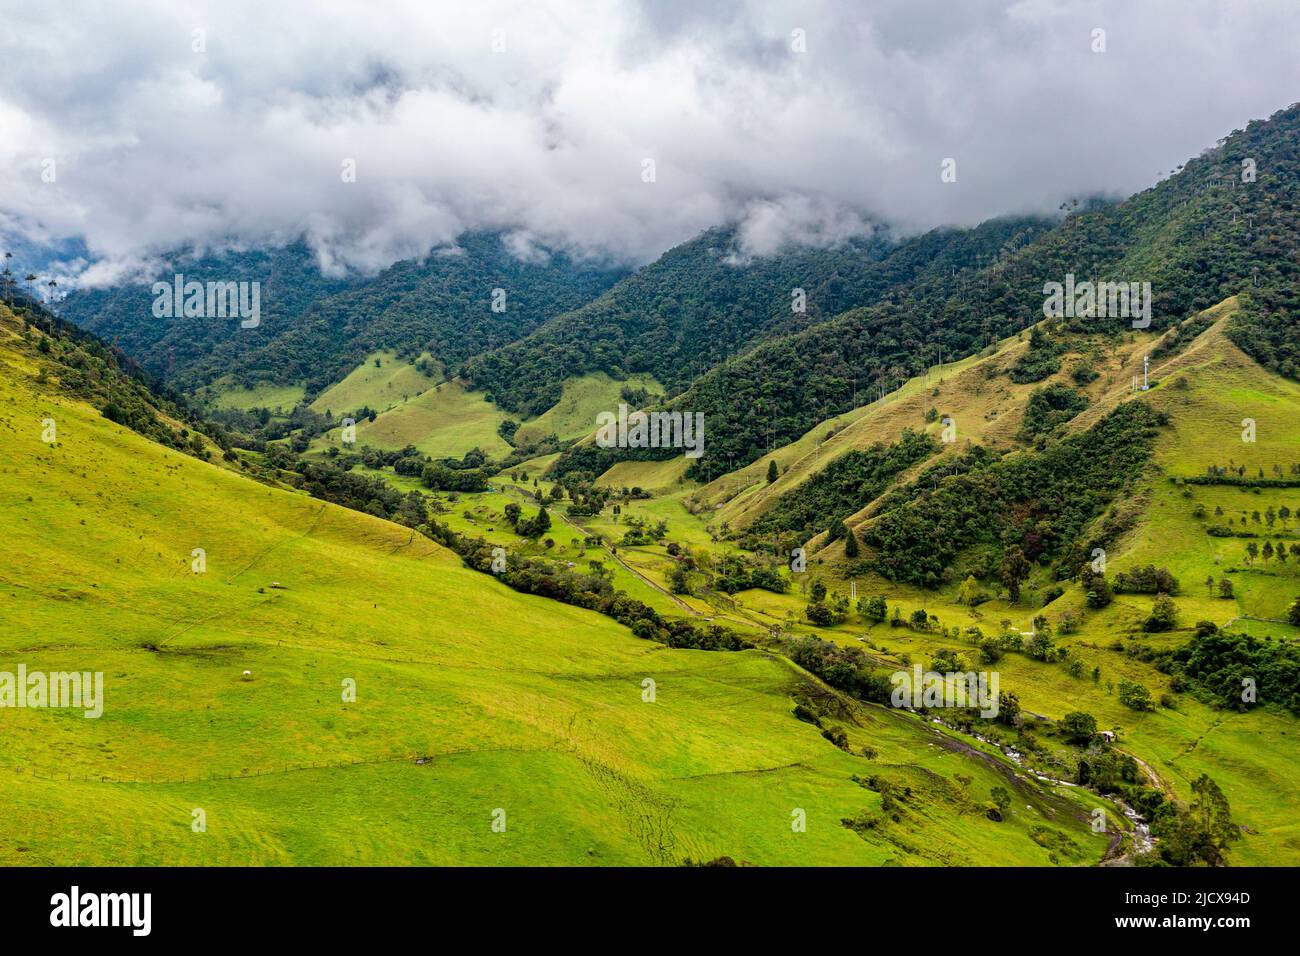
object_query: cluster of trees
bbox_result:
[783,635,894,705]
[1158,620,1300,714]
[1227,284,1300,382]
[61,233,624,397]
[1243,540,1300,565]
[503,502,552,538]
[862,401,1166,588]
[1008,325,1066,383]
[746,430,935,546]
[1018,382,1089,439]
[427,520,749,652]
[1112,565,1180,594]
[711,554,787,595]
[274,449,429,525]
[421,462,490,492]
[11,298,240,462]
[465,222,911,416]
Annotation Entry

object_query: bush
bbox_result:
[1144,593,1178,632]
[1061,711,1097,745]
[1118,679,1155,711]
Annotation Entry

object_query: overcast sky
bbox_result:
[1,0,1298,285]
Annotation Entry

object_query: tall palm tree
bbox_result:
[23,273,36,300]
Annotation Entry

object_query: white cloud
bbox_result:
[0,0,1297,285]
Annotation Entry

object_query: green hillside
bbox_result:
[597,299,1300,865]
[548,102,1300,482]
[466,217,1045,416]
[307,350,440,417]
[1,302,1118,866]
[60,232,625,399]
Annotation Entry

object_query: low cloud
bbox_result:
[1,0,1297,285]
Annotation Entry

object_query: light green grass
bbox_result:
[312,378,513,459]
[208,380,306,413]
[309,351,439,416]
[1,311,1113,866]
[515,372,661,445]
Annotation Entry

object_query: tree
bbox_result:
[1189,774,1239,866]
[1144,593,1178,632]
[843,523,859,558]
[859,594,887,624]
[999,545,1031,603]
[805,601,834,626]
[1061,711,1097,745]
[1217,577,1234,599]
[669,566,692,595]
[1084,572,1113,609]
[957,575,983,607]
[1117,679,1155,711]
[766,459,779,483]
[1289,596,1300,627]
[996,691,1020,726]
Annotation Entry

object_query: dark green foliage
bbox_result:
[1143,593,1179,632]
[421,462,490,492]
[549,104,1300,481]
[784,636,894,705]
[712,554,787,594]
[1227,284,1300,381]
[58,240,356,391]
[1114,565,1180,595]
[1117,679,1156,711]
[859,594,887,623]
[1080,566,1115,608]
[10,298,236,460]
[1159,621,1300,714]
[465,221,954,416]
[1148,774,1239,866]
[1069,360,1099,385]
[748,430,935,542]
[862,401,1165,587]
[429,521,749,652]
[1060,711,1097,745]
[1009,326,1065,383]
[1018,382,1088,438]
[62,233,624,397]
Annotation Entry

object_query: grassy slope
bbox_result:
[700,300,1300,864]
[0,308,1108,866]
[514,372,661,446]
[312,377,514,459]
[696,324,1162,538]
[308,350,440,416]
[205,380,307,413]
[310,364,665,462]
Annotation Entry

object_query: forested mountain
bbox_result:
[556,102,1300,482]
[59,232,626,397]
[221,232,626,394]
[58,240,358,390]
[464,216,1054,416]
